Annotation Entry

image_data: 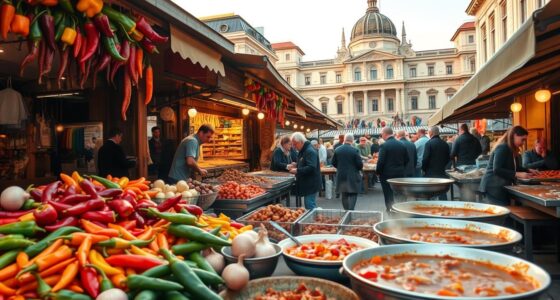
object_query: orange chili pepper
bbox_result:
[0,264,18,281]
[136,226,154,240]
[77,234,92,266]
[127,177,145,186]
[141,248,158,256]
[51,260,79,292]
[107,174,113,181]
[0,281,15,296]
[10,14,29,37]
[111,273,127,289]
[2,277,17,288]
[0,1,15,40]
[64,232,110,246]
[19,245,73,276]
[91,180,104,187]
[18,212,34,221]
[152,219,169,228]
[149,238,159,253]
[145,190,158,198]
[125,186,143,195]
[28,239,64,265]
[108,224,136,240]
[60,173,78,188]
[125,268,136,276]
[68,283,84,293]
[81,220,119,237]
[130,245,159,259]
[18,258,76,284]
[156,233,168,250]
[136,48,144,79]
[16,274,60,294]
[144,65,153,104]
[16,252,28,269]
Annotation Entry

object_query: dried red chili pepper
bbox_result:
[80,21,99,63]
[135,16,168,43]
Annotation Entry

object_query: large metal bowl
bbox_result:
[342,244,551,300]
[392,200,510,223]
[373,218,522,251]
[221,244,282,279]
[387,178,455,198]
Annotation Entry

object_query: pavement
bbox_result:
[272,186,560,299]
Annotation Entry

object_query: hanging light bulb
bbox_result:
[300,125,305,130]
[510,102,522,113]
[188,108,197,118]
[535,89,552,103]
[242,108,250,115]
[285,120,290,126]
[55,124,64,132]
[306,128,311,133]
[257,112,265,120]
[293,124,298,129]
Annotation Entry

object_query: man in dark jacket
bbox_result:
[422,126,451,199]
[397,130,417,177]
[98,128,135,178]
[522,138,559,170]
[290,132,321,209]
[377,127,409,213]
[332,134,363,210]
[451,124,482,167]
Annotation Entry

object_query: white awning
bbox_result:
[170,26,225,76]
[428,19,536,125]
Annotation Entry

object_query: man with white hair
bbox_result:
[290,132,321,209]
[332,133,363,210]
[422,126,450,199]
[376,127,409,213]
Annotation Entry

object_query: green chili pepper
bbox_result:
[167,225,231,247]
[25,226,82,257]
[134,290,158,300]
[160,249,221,300]
[59,0,75,14]
[85,264,113,292]
[188,252,216,274]
[0,250,19,269]
[192,268,225,285]
[171,227,222,255]
[55,15,66,41]
[0,237,35,250]
[50,289,93,300]
[127,275,183,291]
[165,291,190,300]
[145,208,197,225]
[89,175,121,189]
[102,6,136,34]
[22,199,37,210]
[33,272,52,298]
[141,264,171,278]
[0,220,45,237]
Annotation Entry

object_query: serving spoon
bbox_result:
[269,221,302,246]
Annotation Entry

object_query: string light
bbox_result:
[188,108,197,118]
[56,124,64,132]
[510,102,522,113]
[293,124,298,129]
[257,112,265,120]
[285,120,290,126]
[242,108,250,115]
[535,89,551,103]
[306,128,310,132]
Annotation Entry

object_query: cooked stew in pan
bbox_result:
[353,254,538,297]
[412,206,496,217]
[285,239,363,261]
[382,227,510,245]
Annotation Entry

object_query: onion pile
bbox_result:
[231,225,276,259]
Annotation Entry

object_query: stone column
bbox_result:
[395,88,400,114]
[348,92,354,119]
[380,89,385,115]
[362,90,367,114]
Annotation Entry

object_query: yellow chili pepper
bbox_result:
[61,27,77,46]
[76,0,103,18]
[88,250,122,276]
[71,171,83,183]
[118,177,129,188]
[18,213,35,221]
[130,245,159,259]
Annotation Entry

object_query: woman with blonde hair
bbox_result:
[270,135,294,172]
[479,126,537,205]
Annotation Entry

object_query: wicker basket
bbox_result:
[197,191,219,210]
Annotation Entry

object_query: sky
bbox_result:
[172,0,473,61]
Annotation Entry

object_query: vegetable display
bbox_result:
[218,181,265,200]
[0,172,256,299]
[6,0,166,121]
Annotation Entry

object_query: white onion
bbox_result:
[222,254,250,291]
[153,180,165,190]
[231,234,256,258]
[204,248,225,274]
[96,288,128,300]
[176,180,188,192]
[238,230,258,243]
[0,186,29,211]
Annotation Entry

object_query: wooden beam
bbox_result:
[137,84,148,178]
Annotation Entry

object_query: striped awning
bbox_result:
[309,126,458,139]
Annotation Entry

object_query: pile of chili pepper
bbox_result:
[0,173,256,299]
[9,0,167,121]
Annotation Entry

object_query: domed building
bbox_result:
[271,0,476,127]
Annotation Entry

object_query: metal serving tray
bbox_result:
[296,209,346,235]
[212,192,269,209]
[236,206,309,242]
[338,211,383,242]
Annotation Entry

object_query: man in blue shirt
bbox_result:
[414,128,429,177]
[168,124,215,183]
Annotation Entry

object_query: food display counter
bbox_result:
[506,184,560,217]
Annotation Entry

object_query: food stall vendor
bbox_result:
[522,138,559,170]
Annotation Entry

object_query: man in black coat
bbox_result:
[289,132,321,209]
[98,128,135,178]
[332,134,363,210]
[451,123,482,167]
[422,126,451,199]
[376,127,409,213]
[397,130,417,177]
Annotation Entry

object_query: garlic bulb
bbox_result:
[255,229,276,258]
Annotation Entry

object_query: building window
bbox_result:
[304,75,311,86]
[520,0,527,23]
[371,99,378,112]
[501,1,508,42]
[357,99,363,113]
[321,102,328,114]
[386,65,394,79]
[285,75,291,84]
[447,93,454,101]
[337,101,343,114]
[481,23,487,62]
[446,64,453,75]
[285,53,290,61]
[410,96,418,110]
[429,95,437,109]
[469,57,476,72]
[354,68,362,81]
[387,98,394,112]
[489,13,496,55]
[410,67,417,78]
[320,74,326,85]
[428,65,435,76]
[336,73,342,83]
[468,35,475,43]
[370,67,377,80]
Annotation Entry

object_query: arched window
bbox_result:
[354,68,362,81]
[386,65,394,79]
[369,67,377,80]
[335,95,344,114]
[319,97,329,114]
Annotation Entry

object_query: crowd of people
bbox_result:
[94,123,558,213]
